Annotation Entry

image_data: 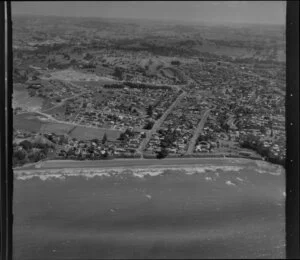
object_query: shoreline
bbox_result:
[13,156,278,173]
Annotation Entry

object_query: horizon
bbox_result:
[12,1,286,26]
[12,12,286,28]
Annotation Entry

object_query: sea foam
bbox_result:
[14,165,244,181]
[14,161,284,181]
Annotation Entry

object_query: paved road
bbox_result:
[14,157,257,172]
[137,91,186,155]
[186,109,210,154]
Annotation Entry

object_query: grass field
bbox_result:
[14,112,121,140]
[48,69,117,83]
[13,89,44,112]
[69,125,121,140]
[40,122,74,135]
[14,113,44,132]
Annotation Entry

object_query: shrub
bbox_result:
[171,60,181,66]
[19,140,33,151]
[102,133,108,144]
[156,148,169,159]
[144,121,154,130]
[13,149,26,160]
[28,151,46,163]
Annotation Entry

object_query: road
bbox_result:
[186,109,210,155]
[137,90,186,155]
[14,157,259,172]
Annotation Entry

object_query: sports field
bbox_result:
[14,112,121,140]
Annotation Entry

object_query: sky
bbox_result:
[12,1,286,25]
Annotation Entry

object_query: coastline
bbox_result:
[13,155,285,174]
[13,156,255,170]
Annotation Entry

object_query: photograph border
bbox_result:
[0,1,299,259]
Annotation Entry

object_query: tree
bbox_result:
[124,128,134,137]
[67,149,75,157]
[13,149,28,166]
[28,151,46,163]
[19,140,33,151]
[87,146,94,154]
[156,112,163,120]
[156,147,169,159]
[70,59,77,65]
[102,151,109,158]
[268,120,274,137]
[239,134,260,149]
[146,105,153,117]
[102,133,108,144]
[222,123,229,133]
[260,125,267,135]
[14,149,26,160]
[112,67,123,80]
[144,121,154,130]
[171,60,181,66]
[64,53,70,60]
[84,53,93,60]
[197,132,205,142]
[118,132,128,141]
[161,129,176,148]
[33,142,46,149]
[91,138,99,144]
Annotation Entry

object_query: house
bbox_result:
[167,148,177,153]
[195,141,211,152]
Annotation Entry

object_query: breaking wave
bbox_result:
[13,162,284,181]
[254,161,284,176]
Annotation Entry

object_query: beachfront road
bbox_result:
[15,157,259,171]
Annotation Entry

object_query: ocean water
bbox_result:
[13,161,285,259]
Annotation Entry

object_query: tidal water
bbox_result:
[13,162,285,259]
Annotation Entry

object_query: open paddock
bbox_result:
[14,112,122,141]
[14,112,45,133]
[48,68,117,84]
[70,78,117,88]
[40,122,74,135]
[69,126,121,141]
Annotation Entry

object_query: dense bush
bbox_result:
[156,147,169,159]
[19,140,33,151]
[171,60,181,66]
[28,151,46,163]
[143,121,154,130]
[13,149,28,166]
[112,67,123,80]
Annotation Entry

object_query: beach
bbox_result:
[15,157,275,171]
